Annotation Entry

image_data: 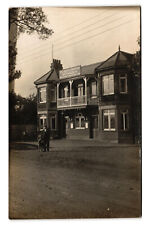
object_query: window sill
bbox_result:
[102,93,114,96]
[91,96,97,99]
[103,129,116,132]
[39,101,46,104]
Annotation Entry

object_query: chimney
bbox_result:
[50,58,63,71]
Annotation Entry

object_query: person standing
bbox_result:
[44,125,50,152]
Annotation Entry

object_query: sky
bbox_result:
[15,6,140,97]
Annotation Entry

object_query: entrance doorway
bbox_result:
[89,115,98,139]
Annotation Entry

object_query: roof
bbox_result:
[34,69,54,85]
[81,62,103,75]
[96,50,133,71]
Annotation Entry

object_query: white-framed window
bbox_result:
[39,115,47,130]
[64,86,69,98]
[50,86,56,102]
[120,74,127,93]
[102,74,114,95]
[78,84,84,97]
[50,114,56,130]
[91,81,97,97]
[39,87,46,103]
[75,114,85,129]
[120,110,129,131]
[103,109,116,131]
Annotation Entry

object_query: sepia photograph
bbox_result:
[9,6,141,219]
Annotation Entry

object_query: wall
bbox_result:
[66,128,89,140]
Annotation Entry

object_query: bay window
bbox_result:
[120,110,129,130]
[120,74,127,93]
[39,87,46,103]
[103,109,116,131]
[102,74,114,95]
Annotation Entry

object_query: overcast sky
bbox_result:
[15,6,140,97]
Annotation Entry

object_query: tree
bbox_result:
[132,36,141,143]
[9,8,53,39]
[9,92,37,125]
[132,36,141,77]
[9,7,53,82]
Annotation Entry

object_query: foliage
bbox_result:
[9,92,37,125]
[132,36,141,77]
[9,40,22,82]
[9,7,53,82]
[9,7,53,39]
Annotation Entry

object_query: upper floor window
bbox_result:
[64,86,69,98]
[39,87,46,103]
[120,74,127,93]
[103,109,116,131]
[102,74,114,95]
[50,86,56,102]
[78,84,84,97]
[91,81,97,97]
[120,110,129,131]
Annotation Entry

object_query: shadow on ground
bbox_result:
[10,142,38,151]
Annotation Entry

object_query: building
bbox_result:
[34,48,140,143]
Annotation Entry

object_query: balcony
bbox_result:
[57,95,87,109]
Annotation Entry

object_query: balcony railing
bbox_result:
[57,95,87,108]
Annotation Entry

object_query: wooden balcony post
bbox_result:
[83,77,87,104]
[69,80,73,106]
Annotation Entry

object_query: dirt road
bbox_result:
[9,143,141,219]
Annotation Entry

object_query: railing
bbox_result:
[57,95,87,108]
[57,98,70,108]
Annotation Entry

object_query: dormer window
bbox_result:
[39,87,46,103]
[120,74,127,94]
[102,74,114,95]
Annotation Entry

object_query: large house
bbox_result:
[34,48,141,143]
